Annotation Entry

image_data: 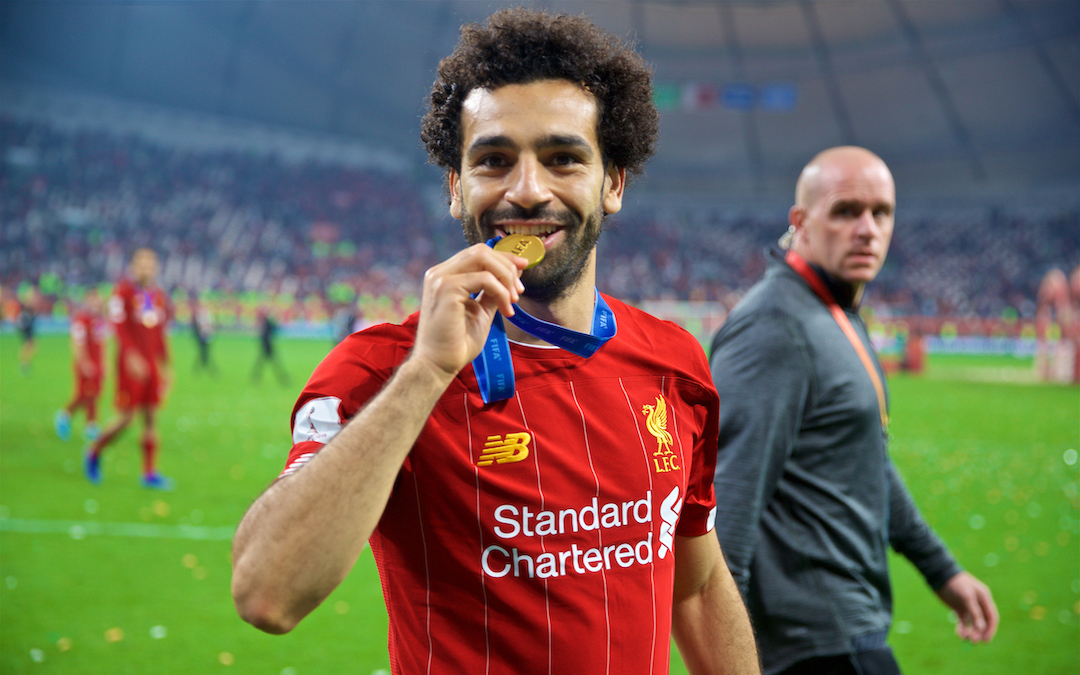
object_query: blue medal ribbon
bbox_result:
[470,237,617,404]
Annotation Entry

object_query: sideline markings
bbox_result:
[0,517,235,541]
[925,365,1041,384]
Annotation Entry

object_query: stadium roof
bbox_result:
[2,0,1078,204]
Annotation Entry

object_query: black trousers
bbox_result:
[776,647,902,675]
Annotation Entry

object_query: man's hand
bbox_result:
[412,243,527,380]
[79,359,98,378]
[935,571,999,643]
[124,351,149,381]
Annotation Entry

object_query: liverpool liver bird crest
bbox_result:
[642,395,674,455]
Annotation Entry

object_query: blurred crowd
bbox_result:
[1,116,441,326]
[601,205,1078,320]
[2,116,1077,330]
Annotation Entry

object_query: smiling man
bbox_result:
[231,9,758,675]
[453,79,614,307]
[709,147,998,675]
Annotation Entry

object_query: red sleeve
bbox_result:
[107,280,141,354]
[70,313,89,346]
[675,343,720,538]
[281,322,414,478]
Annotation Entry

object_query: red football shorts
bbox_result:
[75,370,103,399]
[115,357,161,409]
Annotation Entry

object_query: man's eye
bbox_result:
[479,155,508,168]
[550,154,578,166]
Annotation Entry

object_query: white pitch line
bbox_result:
[0,518,235,541]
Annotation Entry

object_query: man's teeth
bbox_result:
[503,224,556,237]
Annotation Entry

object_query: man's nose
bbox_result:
[854,210,880,239]
[505,156,553,210]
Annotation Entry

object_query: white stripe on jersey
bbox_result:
[292,396,345,446]
[569,381,612,675]
[661,378,684,560]
[514,394,553,675]
[411,470,433,675]
[464,393,491,675]
[667,400,716,534]
[282,452,317,477]
[619,377,660,670]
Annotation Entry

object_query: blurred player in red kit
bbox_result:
[55,288,108,442]
[85,248,173,489]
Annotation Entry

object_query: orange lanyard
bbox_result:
[785,251,889,431]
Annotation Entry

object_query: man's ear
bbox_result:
[788,205,806,244]
[602,165,626,215]
[449,170,463,219]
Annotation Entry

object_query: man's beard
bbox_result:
[461,203,603,303]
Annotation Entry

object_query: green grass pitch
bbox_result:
[1,333,1077,673]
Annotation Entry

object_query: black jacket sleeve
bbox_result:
[710,307,813,596]
[886,459,963,590]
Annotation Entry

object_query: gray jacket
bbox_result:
[710,250,960,674]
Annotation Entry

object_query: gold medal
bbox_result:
[494,234,545,269]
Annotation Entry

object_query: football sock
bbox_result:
[83,422,100,442]
[141,434,158,476]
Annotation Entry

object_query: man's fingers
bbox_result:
[976,587,999,642]
[953,588,996,643]
[437,243,526,292]
[937,571,998,644]
[452,270,518,317]
[967,600,986,639]
[427,245,527,312]
[413,243,532,377]
[961,579,998,643]
[955,607,981,642]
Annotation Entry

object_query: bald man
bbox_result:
[709,147,997,675]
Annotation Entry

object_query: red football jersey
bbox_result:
[107,278,171,363]
[70,309,107,370]
[284,295,719,675]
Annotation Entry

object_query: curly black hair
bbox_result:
[421,7,658,179]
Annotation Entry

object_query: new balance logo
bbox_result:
[478,433,531,466]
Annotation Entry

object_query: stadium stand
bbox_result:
[2,111,1077,334]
